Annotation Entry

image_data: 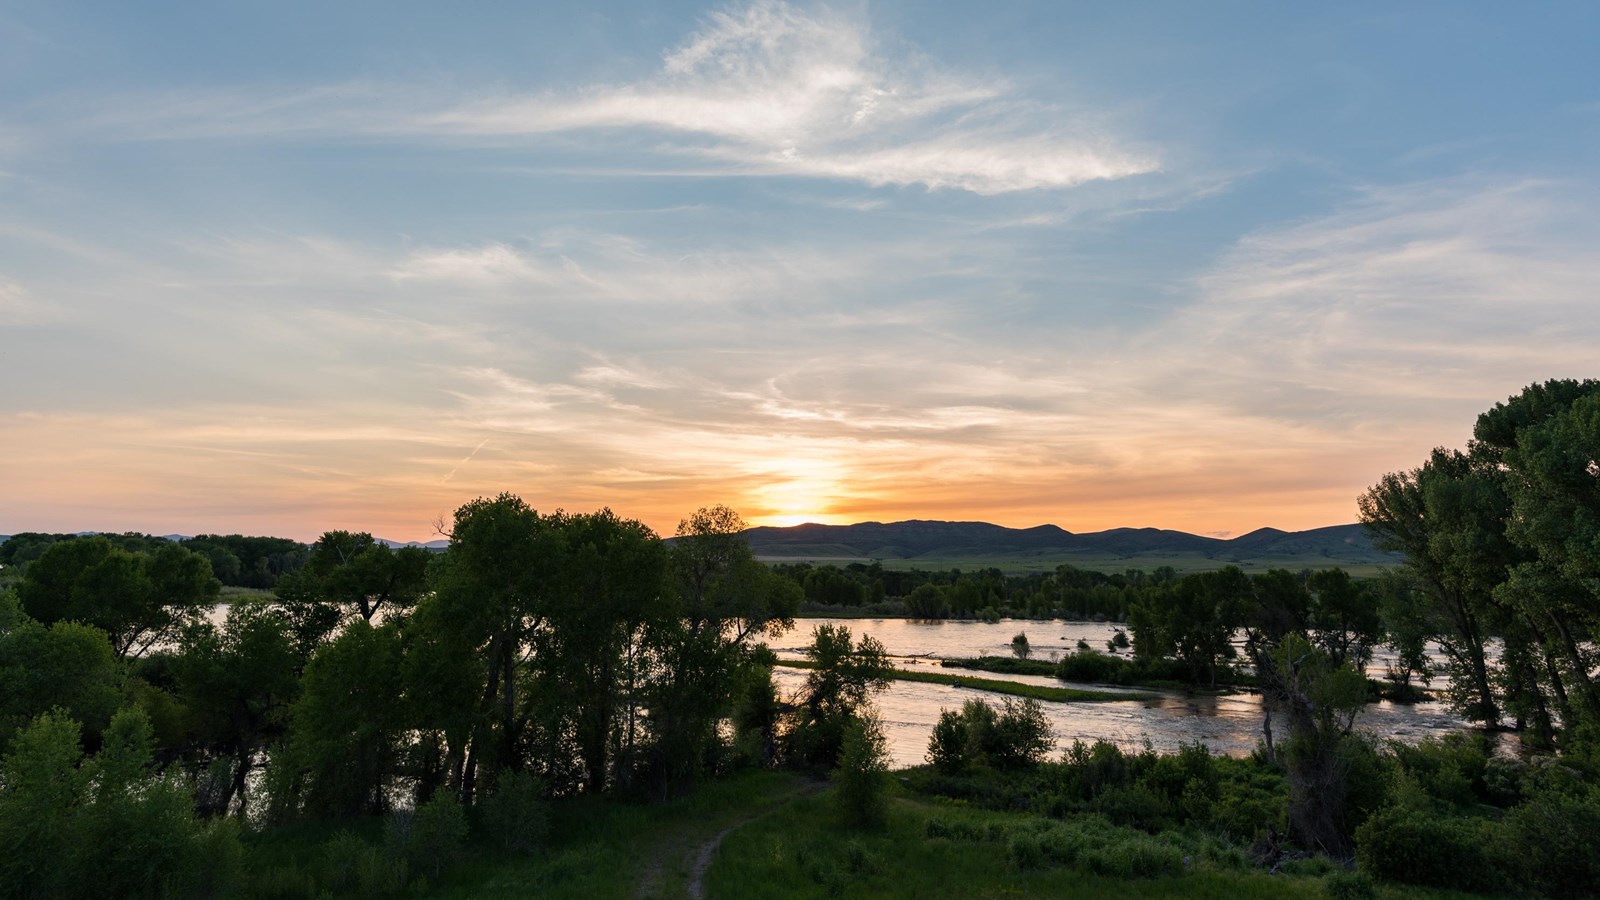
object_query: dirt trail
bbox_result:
[636,780,827,900]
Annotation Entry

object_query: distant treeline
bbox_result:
[2,532,309,590]
[771,560,1182,620]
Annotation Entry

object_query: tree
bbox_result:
[272,620,407,819]
[426,493,562,803]
[273,531,430,649]
[1361,379,1600,743]
[1131,567,1247,687]
[17,537,219,658]
[1359,450,1507,725]
[784,624,891,769]
[0,614,123,753]
[645,505,798,791]
[171,601,300,817]
[1306,569,1382,670]
[926,697,1053,773]
[1010,631,1031,660]
[533,509,667,794]
[834,711,890,828]
[1243,571,1373,857]
[1491,386,1600,731]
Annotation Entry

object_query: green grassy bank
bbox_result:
[775,659,1155,703]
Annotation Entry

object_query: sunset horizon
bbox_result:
[4,2,1595,550]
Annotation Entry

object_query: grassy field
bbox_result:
[705,781,1461,900]
[774,660,1155,703]
[238,768,1491,899]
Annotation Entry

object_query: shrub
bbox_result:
[1354,806,1507,894]
[927,708,968,773]
[390,793,469,881]
[834,713,890,828]
[990,698,1054,769]
[925,698,1053,773]
[478,770,550,853]
[1505,787,1600,899]
[1323,869,1377,900]
[1011,632,1031,659]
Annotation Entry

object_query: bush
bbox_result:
[1505,787,1600,899]
[834,713,890,828]
[0,708,241,900]
[478,770,550,853]
[927,708,968,774]
[990,698,1054,769]
[924,698,1053,773]
[390,793,469,881]
[1323,869,1376,900]
[1354,805,1507,894]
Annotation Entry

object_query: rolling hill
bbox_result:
[738,520,1396,575]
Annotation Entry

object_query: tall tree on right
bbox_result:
[1361,378,1600,745]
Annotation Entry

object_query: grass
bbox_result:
[775,660,1153,703]
[706,784,1451,900]
[242,771,816,899]
[238,768,1487,899]
[218,586,276,603]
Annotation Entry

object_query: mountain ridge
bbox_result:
[738,519,1394,572]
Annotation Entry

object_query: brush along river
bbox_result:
[772,618,1478,770]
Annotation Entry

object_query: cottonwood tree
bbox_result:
[783,623,891,769]
[273,531,430,651]
[172,601,300,818]
[17,537,219,658]
[1362,378,1600,746]
[645,505,798,791]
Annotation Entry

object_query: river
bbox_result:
[772,618,1475,770]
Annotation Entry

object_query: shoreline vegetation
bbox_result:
[774,659,1153,703]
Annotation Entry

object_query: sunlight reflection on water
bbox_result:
[774,617,1474,770]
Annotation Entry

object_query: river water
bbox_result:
[771,618,1473,770]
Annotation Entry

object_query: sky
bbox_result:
[2,1,1598,542]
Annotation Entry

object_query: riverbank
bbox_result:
[774,659,1154,703]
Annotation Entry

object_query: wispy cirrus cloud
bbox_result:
[1155,177,1600,412]
[48,1,1156,194]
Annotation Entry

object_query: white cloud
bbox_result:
[391,243,552,284]
[423,1,1156,193]
[53,2,1155,195]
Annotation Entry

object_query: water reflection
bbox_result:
[775,617,1475,770]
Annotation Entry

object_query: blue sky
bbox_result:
[3,1,1597,540]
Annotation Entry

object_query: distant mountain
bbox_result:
[738,520,1396,573]
[377,538,451,551]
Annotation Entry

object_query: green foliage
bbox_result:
[0,708,241,899]
[275,529,431,628]
[1353,805,1509,894]
[1053,648,1192,687]
[276,619,406,819]
[1503,785,1600,899]
[834,712,890,828]
[479,770,551,853]
[784,624,891,769]
[181,533,309,589]
[16,537,219,658]
[1010,631,1030,659]
[1320,869,1375,900]
[391,792,470,881]
[171,599,299,817]
[0,616,123,753]
[925,697,1053,773]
